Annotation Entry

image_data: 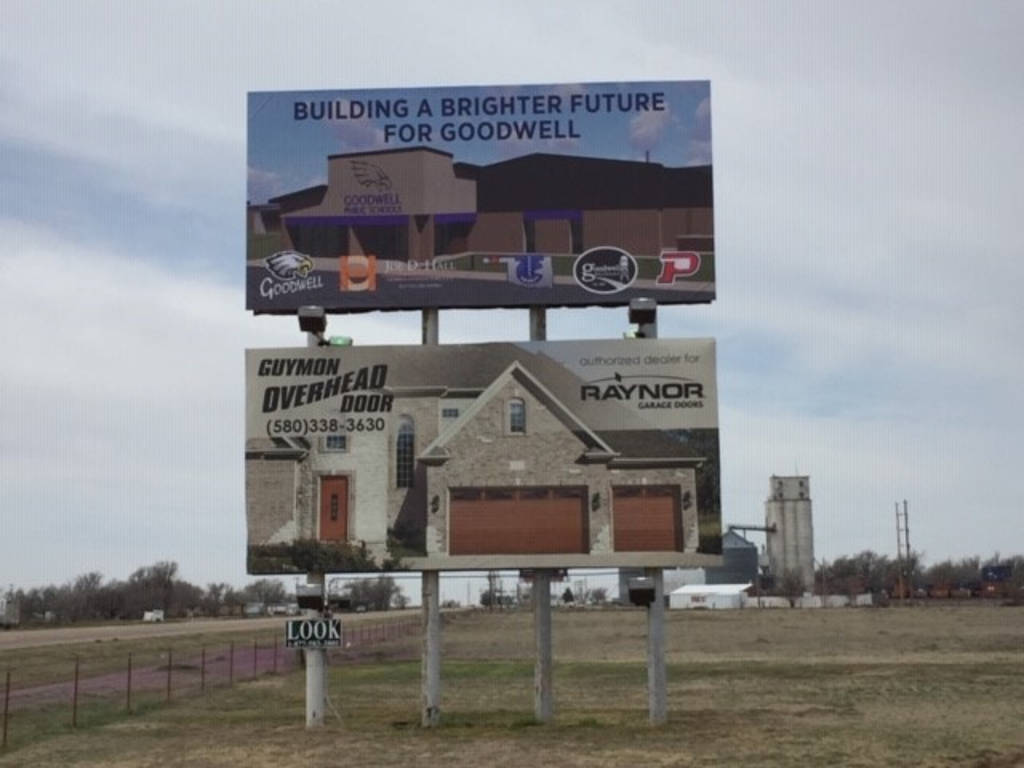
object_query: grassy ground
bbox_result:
[2,603,1022,767]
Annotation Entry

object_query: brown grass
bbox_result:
[2,603,1023,768]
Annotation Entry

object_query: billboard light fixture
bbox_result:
[298,306,353,347]
[298,305,327,334]
[628,298,658,339]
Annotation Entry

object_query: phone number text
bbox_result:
[266,417,386,437]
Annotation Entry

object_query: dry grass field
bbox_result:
[2,603,1022,767]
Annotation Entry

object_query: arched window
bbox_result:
[508,398,526,435]
[396,416,415,488]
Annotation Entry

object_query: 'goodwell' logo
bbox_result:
[260,251,322,300]
[265,250,314,280]
[573,247,637,294]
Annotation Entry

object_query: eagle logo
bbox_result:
[350,160,393,191]
[265,250,314,280]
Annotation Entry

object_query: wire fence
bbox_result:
[1,616,420,749]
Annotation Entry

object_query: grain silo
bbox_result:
[765,475,815,592]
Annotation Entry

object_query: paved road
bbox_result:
[0,617,285,651]
[0,611,422,651]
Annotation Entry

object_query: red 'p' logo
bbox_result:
[656,251,701,284]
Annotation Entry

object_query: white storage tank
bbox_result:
[765,475,815,592]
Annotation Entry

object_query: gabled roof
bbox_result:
[377,341,708,463]
[418,361,617,466]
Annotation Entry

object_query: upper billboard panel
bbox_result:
[245,338,722,574]
[247,81,714,314]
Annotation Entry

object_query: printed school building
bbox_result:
[249,147,714,271]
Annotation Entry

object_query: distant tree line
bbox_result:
[341,576,409,612]
[4,562,414,626]
[810,551,1024,599]
[4,551,1022,625]
[6,561,289,624]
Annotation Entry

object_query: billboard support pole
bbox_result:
[646,567,667,725]
[529,306,555,723]
[297,312,329,729]
[421,307,442,727]
[421,570,442,727]
[533,569,554,722]
[529,306,546,343]
[422,308,439,346]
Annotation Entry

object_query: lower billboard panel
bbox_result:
[245,338,722,574]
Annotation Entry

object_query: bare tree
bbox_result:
[776,568,805,607]
[241,578,288,606]
[342,576,404,612]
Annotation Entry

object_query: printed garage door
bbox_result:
[449,487,588,555]
[613,485,683,551]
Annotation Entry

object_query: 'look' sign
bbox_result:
[285,618,343,648]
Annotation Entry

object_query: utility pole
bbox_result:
[895,501,910,604]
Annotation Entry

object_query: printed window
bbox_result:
[322,434,348,452]
[507,398,526,435]
[396,416,415,488]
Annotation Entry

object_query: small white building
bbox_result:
[669,583,751,610]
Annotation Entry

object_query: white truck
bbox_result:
[1,593,20,629]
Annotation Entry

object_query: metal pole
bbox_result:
[533,570,553,722]
[646,567,667,726]
[305,574,327,729]
[422,570,442,727]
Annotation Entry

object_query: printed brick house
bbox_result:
[245,341,719,574]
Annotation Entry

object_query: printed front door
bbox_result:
[319,476,349,542]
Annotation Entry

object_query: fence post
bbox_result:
[72,657,80,728]
[272,638,278,675]
[126,653,133,713]
[201,647,206,694]
[253,639,258,679]
[229,642,235,686]
[166,649,173,703]
[4,669,11,748]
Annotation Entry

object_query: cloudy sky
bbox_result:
[2,1,1022,594]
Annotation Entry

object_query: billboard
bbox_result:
[245,339,722,574]
[247,81,714,314]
